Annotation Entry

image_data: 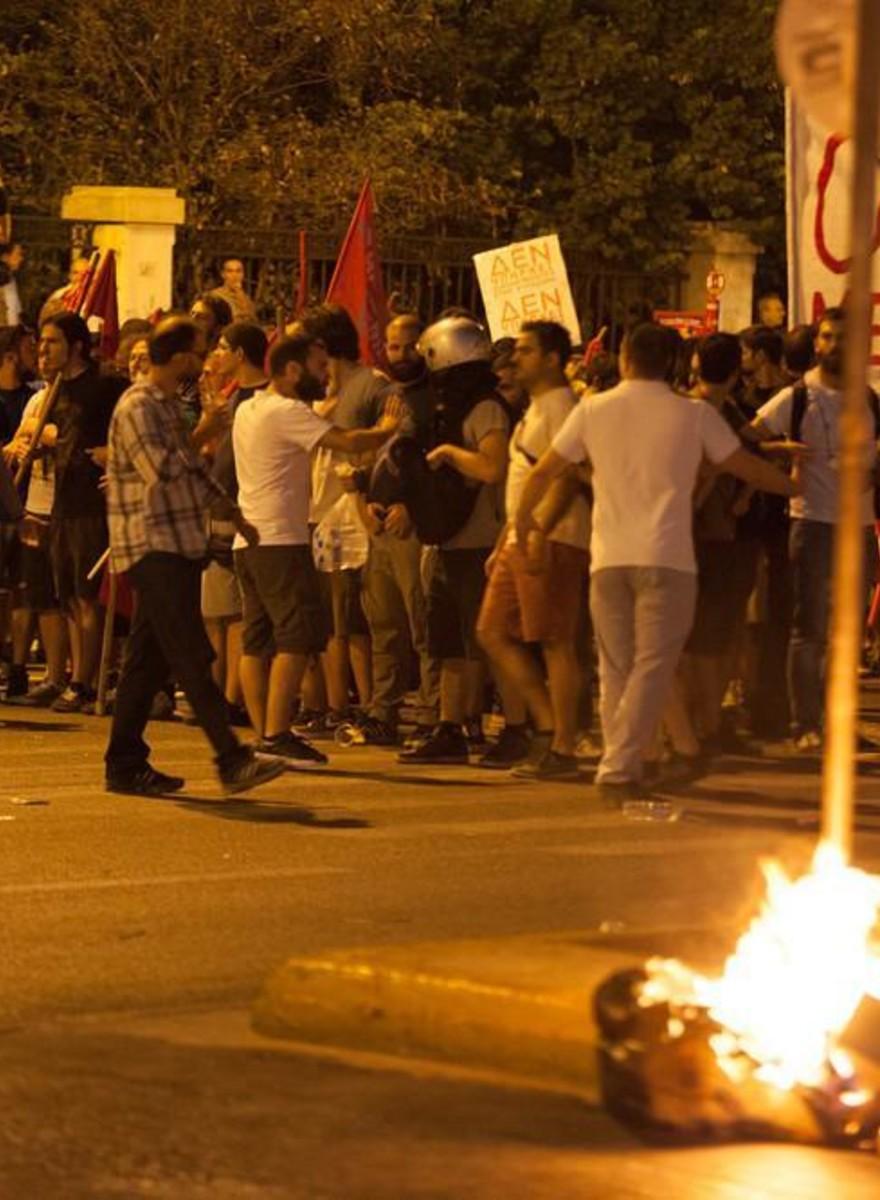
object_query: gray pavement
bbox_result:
[2,702,880,1195]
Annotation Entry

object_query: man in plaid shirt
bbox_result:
[104,316,284,797]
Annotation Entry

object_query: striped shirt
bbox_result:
[107,381,230,573]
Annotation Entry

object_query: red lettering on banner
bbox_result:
[813,135,880,275]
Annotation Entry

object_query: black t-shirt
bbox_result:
[53,367,127,518]
[0,384,30,444]
[211,383,264,500]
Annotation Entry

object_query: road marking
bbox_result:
[0,865,349,896]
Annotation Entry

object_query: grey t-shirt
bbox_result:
[443,397,510,550]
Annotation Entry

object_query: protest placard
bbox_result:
[473,234,581,343]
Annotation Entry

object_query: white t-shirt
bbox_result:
[757,368,876,525]
[505,385,589,550]
[20,389,56,517]
[552,379,740,574]
[232,389,330,548]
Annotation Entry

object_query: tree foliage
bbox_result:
[0,0,784,267]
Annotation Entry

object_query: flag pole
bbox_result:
[821,0,880,861]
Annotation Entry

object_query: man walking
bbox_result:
[233,333,402,761]
[516,323,798,802]
[104,316,284,797]
[477,320,589,779]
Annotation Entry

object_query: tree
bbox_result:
[0,0,785,269]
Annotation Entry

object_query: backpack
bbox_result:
[368,365,501,545]
[790,380,880,441]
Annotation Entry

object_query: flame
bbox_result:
[644,842,880,1090]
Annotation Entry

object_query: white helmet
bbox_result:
[417,317,492,372]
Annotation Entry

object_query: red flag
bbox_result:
[325,180,387,366]
[62,250,100,314]
[80,250,120,360]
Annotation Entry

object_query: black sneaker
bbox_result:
[397,723,469,765]
[476,725,531,769]
[11,679,64,708]
[256,730,328,765]
[337,716,398,747]
[402,723,435,749]
[225,701,251,728]
[464,717,486,747]
[106,765,186,796]
[595,779,653,808]
[52,683,95,713]
[658,752,707,787]
[220,748,287,795]
[511,748,581,781]
[2,663,29,700]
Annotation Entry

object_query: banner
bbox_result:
[786,94,880,377]
[473,234,581,344]
[326,179,387,367]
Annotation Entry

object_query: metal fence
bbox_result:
[12,214,686,346]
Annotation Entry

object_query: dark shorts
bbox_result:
[50,515,107,607]
[0,525,23,597]
[686,539,759,654]
[235,544,328,657]
[317,568,369,638]
[19,542,59,612]
[426,547,490,660]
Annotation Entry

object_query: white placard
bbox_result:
[473,234,581,343]
[786,94,880,381]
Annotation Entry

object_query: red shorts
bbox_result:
[477,540,588,644]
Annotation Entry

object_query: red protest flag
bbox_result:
[325,179,388,366]
[80,249,120,360]
[62,250,100,314]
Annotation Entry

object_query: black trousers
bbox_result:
[105,552,241,776]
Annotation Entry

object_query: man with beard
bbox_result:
[299,303,387,730]
[39,313,127,712]
[748,308,879,750]
[738,326,787,417]
[342,314,441,745]
[232,333,402,762]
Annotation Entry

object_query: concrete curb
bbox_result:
[252,932,644,1094]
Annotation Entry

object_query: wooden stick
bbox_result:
[13,373,62,488]
[95,570,118,718]
[820,0,880,861]
[86,546,111,581]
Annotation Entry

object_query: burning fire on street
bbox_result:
[595,844,880,1151]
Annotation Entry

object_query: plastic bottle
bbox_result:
[620,799,682,823]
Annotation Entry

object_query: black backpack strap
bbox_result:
[790,381,808,442]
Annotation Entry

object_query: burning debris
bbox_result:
[595,845,880,1151]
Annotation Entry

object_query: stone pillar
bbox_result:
[60,186,186,323]
[682,223,763,334]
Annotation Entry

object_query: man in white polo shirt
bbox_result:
[232,333,401,764]
[515,322,798,803]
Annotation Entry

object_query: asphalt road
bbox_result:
[2,703,880,1196]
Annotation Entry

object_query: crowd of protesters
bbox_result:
[0,247,875,801]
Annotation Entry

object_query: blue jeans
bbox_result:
[786,519,874,735]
